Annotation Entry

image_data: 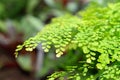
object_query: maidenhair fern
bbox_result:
[15,3,120,80]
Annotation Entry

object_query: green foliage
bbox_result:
[0,0,27,18]
[19,15,44,39]
[16,55,32,71]
[0,20,6,32]
[15,2,120,80]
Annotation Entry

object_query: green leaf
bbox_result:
[96,63,103,69]
[86,58,91,63]
[44,48,49,52]
[82,46,90,54]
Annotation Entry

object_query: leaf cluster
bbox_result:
[15,3,120,80]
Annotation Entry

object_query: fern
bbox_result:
[15,3,120,80]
